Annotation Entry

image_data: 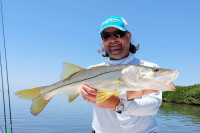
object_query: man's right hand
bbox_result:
[81,84,120,111]
[81,84,98,103]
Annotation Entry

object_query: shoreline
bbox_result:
[162,100,200,105]
[162,84,200,105]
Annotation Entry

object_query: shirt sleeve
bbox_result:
[119,91,162,116]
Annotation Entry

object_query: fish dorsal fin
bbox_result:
[89,65,107,69]
[61,63,83,80]
[96,90,120,103]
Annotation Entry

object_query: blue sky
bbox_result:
[0,0,200,90]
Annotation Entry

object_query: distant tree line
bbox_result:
[163,84,200,105]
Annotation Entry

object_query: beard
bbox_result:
[107,44,124,55]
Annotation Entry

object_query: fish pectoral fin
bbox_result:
[67,93,80,103]
[96,90,120,103]
[60,63,84,80]
[101,78,123,87]
[108,78,123,84]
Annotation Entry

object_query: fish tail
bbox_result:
[15,87,51,115]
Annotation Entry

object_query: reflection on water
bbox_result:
[156,102,200,133]
[1,93,200,133]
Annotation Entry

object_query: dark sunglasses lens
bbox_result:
[101,33,110,40]
[101,30,126,40]
[114,30,126,38]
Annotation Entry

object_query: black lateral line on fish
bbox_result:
[44,70,120,94]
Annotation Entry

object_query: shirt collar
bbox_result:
[106,52,135,65]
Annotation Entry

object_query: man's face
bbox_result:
[102,27,132,60]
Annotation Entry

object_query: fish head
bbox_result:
[121,65,179,87]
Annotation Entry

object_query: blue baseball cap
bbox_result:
[100,16,130,34]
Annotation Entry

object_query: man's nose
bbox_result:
[108,38,118,45]
[108,35,117,42]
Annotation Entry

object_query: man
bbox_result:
[81,16,162,133]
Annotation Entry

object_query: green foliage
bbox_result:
[163,84,200,105]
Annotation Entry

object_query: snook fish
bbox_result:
[16,63,179,115]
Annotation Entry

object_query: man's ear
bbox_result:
[127,32,132,43]
[127,32,132,39]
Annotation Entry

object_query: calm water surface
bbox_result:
[0,92,200,133]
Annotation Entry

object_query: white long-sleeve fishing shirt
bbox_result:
[90,52,162,133]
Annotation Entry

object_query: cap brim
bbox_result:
[99,25,127,34]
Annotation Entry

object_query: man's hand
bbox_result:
[81,84,119,110]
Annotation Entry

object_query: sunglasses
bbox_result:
[101,30,127,41]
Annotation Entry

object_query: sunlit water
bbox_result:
[1,92,200,133]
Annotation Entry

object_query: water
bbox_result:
[1,93,200,133]
[156,102,200,133]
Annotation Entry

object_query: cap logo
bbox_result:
[102,18,121,25]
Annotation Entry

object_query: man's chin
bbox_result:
[109,50,123,56]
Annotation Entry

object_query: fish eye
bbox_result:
[154,68,159,72]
